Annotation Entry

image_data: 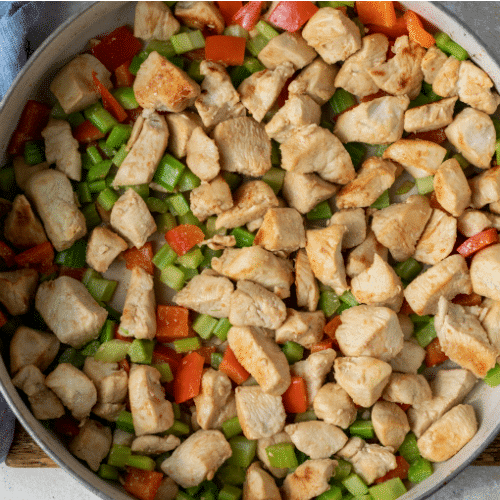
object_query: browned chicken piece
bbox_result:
[258,31,316,70]
[469,165,500,208]
[83,357,128,404]
[470,244,500,301]
[281,459,337,500]
[382,373,433,406]
[371,401,410,449]
[330,208,366,250]
[85,226,128,273]
[134,1,180,40]
[190,176,233,222]
[275,309,326,349]
[13,156,49,191]
[165,111,203,159]
[69,419,112,471]
[0,269,38,316]
[346,230,389,278]
[174,1,224,34]
[131,435,180,455]
[457,210,491,237]
[404,96,458,133]
[432,56,461,97]
[389,341,426,374]
[243,462,281,500]
[295,249,320,312]
[313,383,357,429]
[421,46,448,84]
[186,126,220,182]
[433,158,472,217]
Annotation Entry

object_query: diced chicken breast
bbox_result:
[334,34,388,98]
[372,401,410,449]
[13,156,49,191]
[417,404,477,462]
[25,169,86,251]
[42,118,81,181]
[161,430,231,488]
[202,234,237,251]
[305,224,348,295]
[334,357,392,408]
[229,281,287,330]
[432,56,461,98]
[313,383,357,429]
[281,124,355,184]
[281,459,336,500]
[228,326,291,396]
[258,32,317,70]
[213,117,271,177]
[235,385,286,439]
[404,96,458,133]
[86,226,128,273]
[282,172,337,214]
[174,1,224,33]
[389,341,426,374]
[110,188,157,248]
[382,373,432,406]
[371,195,432,262]
[433,158,472,217]
[292,349,337,406]
[334,96,410,144]
[45,363,97,420]
[458,60,500,114]
[275,309,325,349]
[470,165,500,208]
[131,435,180,455]
[165,111,203,158]
[190,176,233,222]
[134,51,200,112]
[421,46,448,84]
[83,357,128,404]
[302,7,361,64]
[435,297,498,377]
[295,249,320,312]
[257,432,293,478]
[346,230,389,278]
[36,276,107,348]
[404,254,472,316]
[481,298,500,352]
[337,437,396,485]
[470,244,500,301]
[265,95,321,144]
[239,62,295,122]
[445,108,496,169]
[243,462,281,500]
[330,208,366,250]
[457,210,491,237]
[0,269,38,316]
[134,1,180,40]
[186,127,220,182]
[69,419,112,472]
[50,54,111,114]
[335,305,404,360]
[112,111,169,187]
[212,247,294,299]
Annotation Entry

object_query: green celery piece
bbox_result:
[349,419,374,439]
[177,247,204,269]
[192,313,218,339]
[370,189,390,209]
[212,318,232,342]
[339,291,359,307]
[222,416,243,440]
[368,477,407,500]
[294,409,317,423]
[414,318,437,348]
[126,455,156,471]
[93,340,131,362]
[344,142,366,169]
[98,463,119,481]
[80,340,100,357]
[394,258,422,282]
[333,459,352,481]
[342,473,368,497]
[307,200,333,220]
[165,420,190,436]
[218,485,242,500]
[116,410,135,434]
[160,265,186,290]
[398,432,421,463]
[407,457,433,484]
[155,213,177,233]
[265,442,298,469]
[211,352,223,370]
[484,363,500,387]
[231,227,255,247]
[58,347,85,368]
[329,88,356,115]
[99,320,116,343]
[107,444,131,468]
[173,336,201,353]
[261,166,285,195]
[282,341,304,364]
[153,243,178,270]
[319,291,341,317]
[316,485,342,500]
[152,363,174,383]
[128,339,155,364]
[216,464,247,485]
[54,239,87,268]
[227,435,257,468]
[415,175,434,195]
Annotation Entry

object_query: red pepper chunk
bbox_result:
[356,1,397,28]
[232,1,264,31]
[216,1,243,25]
[310,338,334,353]
[165,224,205,256]
[374,456,410,484]
[282,376,308,414]
[174,351,205,403]
[457,228,499,258]
[205,35,246,66]
[0,241,16,268]
[156,305,190,342]
[152,344,182,374]
[73,119,106,143]
[268,1,319,33]
[425,338,449,368]
[407,127,447,144]
[114,61,135,87]
[92,71,127,122]
[123,242,154,275]
[124,468,164,500]
[14,241,55,273]
[219,346,250,385]
[404,10,436,48]
[366,16,408,39]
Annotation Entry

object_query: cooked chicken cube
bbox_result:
[131,435,180,455]
[165,111,203,158]
[110,188,157,248]
[0,269,38,316]
[334,96,409,144]
[50,54,111,114]
[174,1,224,34]
[186,127,220,182]
[134,1,180,40]
[330,208,366,250]
[258,31,316,70]
[336,157,397,210]
[481,298,500,352]
[445,108,496,169]
[212,246,294,299]
[306,224,348,295]
[281,124,355,185]
[404,96,458,133]
[302,7,361,65]
[337,437,396,485]
[134,51,200,112]
[417,404,477,462]
[470,165,500,208]
[45,363,97,420]
[190,176,233,222]
[470,244,500,301]
[282,172,337,214]
[346,230,389,278]
[42,118,81,181]
[351,255,404,311]
[275,309,325,349]
[69,419,112,472]
[257,432,293,478]
[239,62,295,122]
[228,326,290,396]
[371,195,432,262]
[243,462,281,500]
[457,210,491,237]
[288,58,338,105]
[25,169,86,251]
[175,268,234,318]
[389,341,426,374]
[382,373,432,406]
[372,401,410,449]
[295,249,320,312]
[265,95,321,144]
[458,60,500,114]
[161,429,232,488]
[313,383,357,429]
[291,349,337,406]
[404,254,472,315]
[334,357,392,408]
[432,56,461,97]
[235,385,286,439]
[421,46,448,84]
[112,111,169,187]
[281,459,336,500]
[213,117,271,177]
[83,357,128,404]
[335,305,404,361]
[35,276,107,348]
[9,326,59,375]
[13,156,49,191]
[86,226,128,273]
[433,158,472,217]
[202,234,237,251]
[229,281,286,330]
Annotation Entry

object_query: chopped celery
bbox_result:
[342,473,368,496]
[218,485,242,500]
[58,347,85,368]
[222,416,243,440]
[329,88,357,115]
[199,247,223,270]
[87,159,113,181]
[255,20,279,40]
[187,59,203,82]
[211,352,223,370]
[370,190,390,209]
[170,30,205,54]
[84,103,117,134]
[339,291,359,307]
[246,35,268,56]
[243,57,265,74]
[307,200,333,220]
[116,410,135,434]
[396,180,415,196]
[374,144,390,157]
[112,144,128,166]
[261,166,285,195]
[434,32,468,60]
[80,340,100,357]
[227,435,257,468]
[177,169,201,191]
[129,184,150,199]
[222,171,242,191]
[153,363,174,383]
[156,212,177,233]
[165,420,190,436]
[265,442,298,468]
[146,39,176,58]
[212,318,232,342]
[177,247,204,269]
[281,341,304,364]
[415,175,434,195]
[78,182,93,204]
[316,485,342,500]
[192,313,218,339]
[51,101,67,119]
[334,459,352,481]
[129,50,149,75]
[106,124,132,149]
[153,154,186,191]
[98,463,119,481]
[294,409,317,423]
[107,444,131,468]
[215,463,247,486]
[81,202,101,229]
[368,477,407,500]
[394,258,422,282]
[111,87,139,110]
[126,455,156,471]
[414,318,437,348]
[179,265,199,281]
[453,153,469,169]
[87,277,117,302]
[24,141,45,165]
[99,320,116,343]
[173,336,201,353]
[407,457,433,483]
[398,432,421,463]
[153,243,178,270]
[319,291,341,317]
[128,339,155,364]
[230,65,252,88]
[177,210,203,228]
[484,363,500,387]
[146,196,168,214]
[167,193,190,216]
[55,240,87,268]
[344,142,366,169]
[97,188,119,211]
[93,340,131,362]
[349,419,374,439]
[82,268,101,287]
[231,227,255,247]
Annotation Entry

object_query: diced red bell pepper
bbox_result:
[114,60,135,87]
[310,338,334,353]
[425,337,449,368]
[124,106,143,125]
[452,292,483,307]
[0,241,16,268]
[276,74,296,108]
[268,1,319,33]
[217,1,243,25]
[323,315,342,349]
[457,228,499,258]
[407,127,447,144]
[361,89,390,102]
[92,71,127,122]
[282,376,308,414]
[232,1,264,31]
[404,10,435,48]
[356,1,397,28]
[165,224,205,256]
[91,26,143,72]
[123,242,154,275]
[374,456,410,483]
[205,35,247,66]
[73,119,106,143]
[58,266,87,281]
[8,100,51,155]
[396,402,411,412]
[427,191,449,213]
[0,309,8,329]
[156,305,190,342]
[399,299,415,316]
[174,351,205,403]
[219,347,250,385]
[152,343,182,374]
[118,358,131,374]
[195,345,216,364]
[123,468,164,500]
[54,415,80,437]
[14,241,55,273]
[366,16,408,39]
